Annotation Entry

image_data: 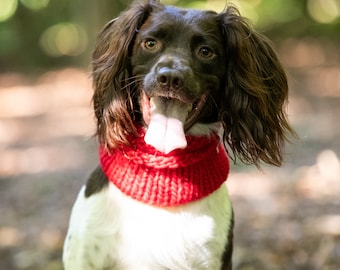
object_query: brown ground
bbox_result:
[0,40,339,270]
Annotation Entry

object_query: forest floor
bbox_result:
[0,53,339,270]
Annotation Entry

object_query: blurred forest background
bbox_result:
[0,0,339,269]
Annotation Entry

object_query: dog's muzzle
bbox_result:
[141,55,209,154]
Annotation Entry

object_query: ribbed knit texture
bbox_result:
[99,127,230,206]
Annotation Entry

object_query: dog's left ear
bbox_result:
[217,7,295,166]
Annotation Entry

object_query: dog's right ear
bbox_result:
[92,1,159,149]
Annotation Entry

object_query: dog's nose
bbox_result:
[157,67,184,90]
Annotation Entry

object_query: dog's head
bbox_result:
[92,0,294,166]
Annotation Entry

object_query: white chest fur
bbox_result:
[63,182,233,270]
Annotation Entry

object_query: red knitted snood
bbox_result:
[99,127,230,207]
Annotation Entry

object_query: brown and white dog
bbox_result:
[63,1,293,269]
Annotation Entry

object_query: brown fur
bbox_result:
[92,0,293,167]
[217,7,294,166]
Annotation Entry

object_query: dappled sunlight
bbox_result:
[307,67,340,97]
[0,145,85,177]
[229,149,340,268]
[0,68,92,118]
[0,86,49,118]
[278,37,340,153]
[278,38,340,98]
[0,227,23,248]
[295,150,340,199]
[228,171,276,200]
[279,38,328,69]
[0,68,95,177]
[0,69,96,270]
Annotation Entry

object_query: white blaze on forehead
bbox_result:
[144,97,191,154]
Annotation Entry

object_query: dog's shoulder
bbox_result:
[85,166,109,198]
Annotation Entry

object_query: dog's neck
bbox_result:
[99,127,229,207]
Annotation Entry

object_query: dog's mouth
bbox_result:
[141,91,208,154]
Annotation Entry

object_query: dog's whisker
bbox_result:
[120,77,144,92]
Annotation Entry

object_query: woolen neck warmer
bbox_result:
[99,127,229,207]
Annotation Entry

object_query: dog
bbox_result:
[63,0,294,269]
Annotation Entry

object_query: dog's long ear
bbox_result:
[218,7,294,166]
[92,1,158,149]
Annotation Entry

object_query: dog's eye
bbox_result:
[143,39,158,51]
[197,46,215,59]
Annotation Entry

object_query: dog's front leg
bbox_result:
[63,179,120,269]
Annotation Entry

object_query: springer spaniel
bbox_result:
[63,1,294,269]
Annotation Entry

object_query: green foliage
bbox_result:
[0,0,339,73]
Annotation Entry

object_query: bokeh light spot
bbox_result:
[0,0,18,22]
[39,23,88,57]
[307,0,340,23]
[20,0,49,11]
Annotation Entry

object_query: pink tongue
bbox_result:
[144,97,190,154]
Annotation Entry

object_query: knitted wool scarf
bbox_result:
[99,127,230,207]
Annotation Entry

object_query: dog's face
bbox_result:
[131,7,226,127]
[92,0,294,165]
[130,7,228,153]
